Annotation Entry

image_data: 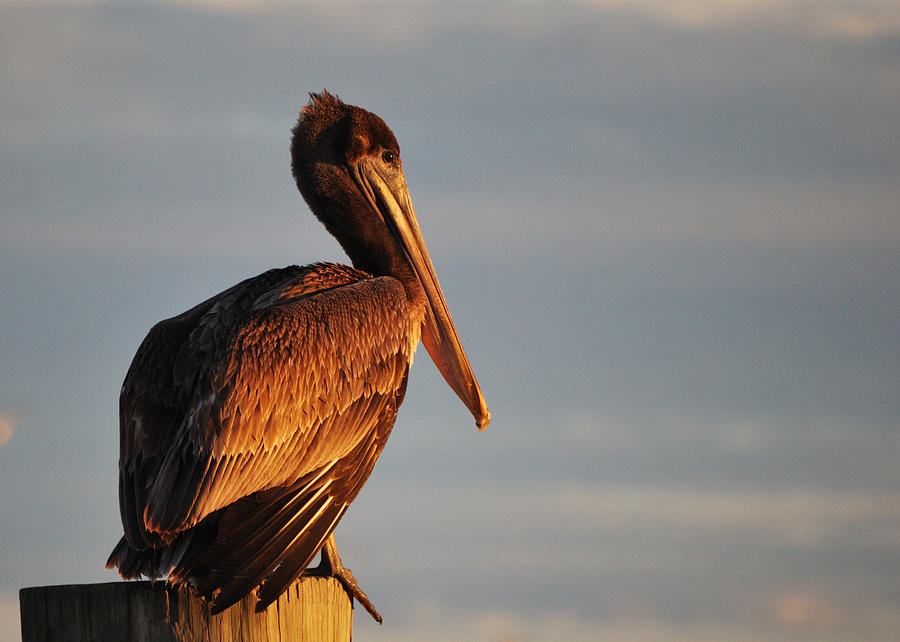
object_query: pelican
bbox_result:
[105,91,490,622]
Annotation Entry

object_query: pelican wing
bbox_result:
[117,263,416,550]
[117,267,301,549]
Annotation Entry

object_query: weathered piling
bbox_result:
[19,577,352,642]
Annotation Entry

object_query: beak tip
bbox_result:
[475,408,491,432]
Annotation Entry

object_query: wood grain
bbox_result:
[20,577,352,641]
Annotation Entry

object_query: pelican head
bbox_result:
[290,91,490,430]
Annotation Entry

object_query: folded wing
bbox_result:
[109,263,417,611]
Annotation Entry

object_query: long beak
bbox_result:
[353,159,490,430]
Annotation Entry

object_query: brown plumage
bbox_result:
[106,92,490,619]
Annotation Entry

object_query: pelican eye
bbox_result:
[381,150,396,165]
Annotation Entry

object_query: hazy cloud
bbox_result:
[579,0,900,36]
[356,598,900,642]
[3,2,898,267]
[0,596,20,642]
[0,409,19,447]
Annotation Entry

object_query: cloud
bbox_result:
[422,178,900,260]
[343,474,900,640]
[0,593,20,642]
[766,588,845,629]
[579,0,900,37]
[3,1,898,270]
[354,593,900,642]
[3,0,900,40]
[361,480,900,553]
[0,409,19,447]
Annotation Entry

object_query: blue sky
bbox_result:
[1,1,899,640]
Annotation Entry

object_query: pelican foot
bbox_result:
[307,534,383,624]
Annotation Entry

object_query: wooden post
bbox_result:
[19,577,352,642]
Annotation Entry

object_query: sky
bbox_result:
[1,0,899,640]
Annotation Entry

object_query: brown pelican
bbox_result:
[105,91,490,622]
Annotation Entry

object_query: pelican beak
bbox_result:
[353,159,491,431]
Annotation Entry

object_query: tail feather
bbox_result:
[254,502,346,611]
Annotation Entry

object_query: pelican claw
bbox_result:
[306,534,383,624]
